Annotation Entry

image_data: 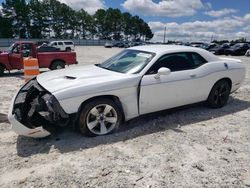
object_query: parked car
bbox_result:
[0,41,77,76]
[37,45,61,52]
[202,43,218,51]
[118,42,130,48]
[113,42,129,48]
[49,41,75,51]
[209,43,230,55]
[224,43,250,56]
[113,42,122,47]
[245,49,250,56]
[8,45,245,138]
[104,42,113,48]
[190,42,205,48]
[36,40,49,46]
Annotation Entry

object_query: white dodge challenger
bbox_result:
[8,45,246,138]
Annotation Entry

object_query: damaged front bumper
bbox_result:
[8,79,69,138]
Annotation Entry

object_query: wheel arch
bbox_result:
[0,62,6,75]
[77,95,125,122]
[0,62,6,68]
[213,77,232,89]
[50,59,66,69]
[208,77,232,98]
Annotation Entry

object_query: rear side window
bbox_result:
[190,52,207,68]
[64,42,73,45]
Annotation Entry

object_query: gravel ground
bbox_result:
[0,46,250,188]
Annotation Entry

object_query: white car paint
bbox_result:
[8,45,246,137]
[49,41,75,51]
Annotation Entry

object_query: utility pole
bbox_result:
[211,35,214,42]
[163,26,166,44]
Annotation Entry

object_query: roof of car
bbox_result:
[129,45,219,61]
[50,40,74,43]
[129,45,201,53]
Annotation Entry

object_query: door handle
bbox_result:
[190,74,196,78]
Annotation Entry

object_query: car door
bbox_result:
[242,44,250,54]
[139,52,207,115]
[9,43,23,69]
[51,42,57,47]
[58,42,64,50]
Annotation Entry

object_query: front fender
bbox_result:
[57,86,139,121]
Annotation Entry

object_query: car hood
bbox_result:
[0,51,8,55]
[37,65,140,98]
[210,47,220,51]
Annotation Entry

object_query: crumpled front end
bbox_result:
[8,79,69,138]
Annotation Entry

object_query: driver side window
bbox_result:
[146,52,206,74]
[21,43,32,57]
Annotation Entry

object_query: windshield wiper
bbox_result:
[95,64,111,71]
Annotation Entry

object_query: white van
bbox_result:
[49,41,75,51]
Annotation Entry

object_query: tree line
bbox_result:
[0,0,154,41]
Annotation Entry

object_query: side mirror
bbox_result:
[154,67,171,79]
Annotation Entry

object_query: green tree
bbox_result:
[105,8,123,40]
[2,0,30,38]
[75,9,94,39]
[0,0,153,40]
[42,0,70,38]
[0,10,13,37]
[28,0,50,38]
[121,12,133,40]
[94,9,108,39]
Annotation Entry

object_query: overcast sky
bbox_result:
[1,0,250,42]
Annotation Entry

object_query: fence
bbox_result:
[0,38,113,47]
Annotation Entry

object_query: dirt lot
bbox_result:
[0,46,250,187]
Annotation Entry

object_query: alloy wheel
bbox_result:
[86,104,118,135]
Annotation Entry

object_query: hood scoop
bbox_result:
[64,76,76,80]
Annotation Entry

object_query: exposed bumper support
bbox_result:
[8,114,51,138]
[8,79,69,138]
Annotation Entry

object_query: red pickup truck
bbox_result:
[0,41,77,76]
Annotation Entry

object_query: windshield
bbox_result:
[98,49,155,74]
[7,44,15,53]
[232,43,243,48]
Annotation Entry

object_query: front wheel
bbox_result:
[207,80,231,108]
[78,98,123,136]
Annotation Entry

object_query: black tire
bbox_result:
[0,64,4,77]
[78,98,123,136]
[50,61,65,70]
[207,80,231,108]
[65,47,71,52]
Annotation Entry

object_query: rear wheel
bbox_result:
[78,98,122,136]
[0,64,5,76]
[50,61,65,70]
[207,80,231,108]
